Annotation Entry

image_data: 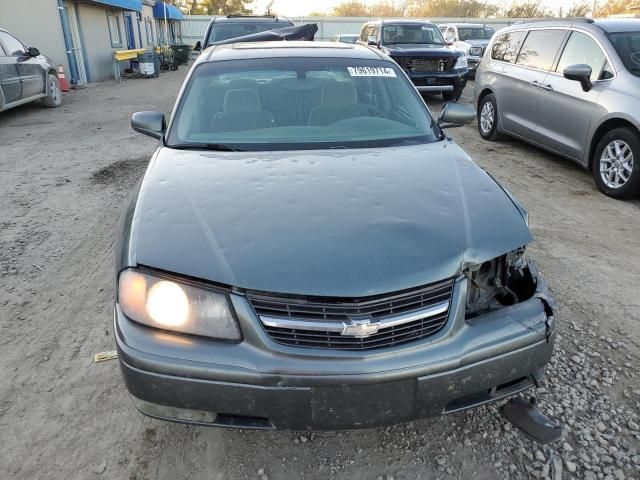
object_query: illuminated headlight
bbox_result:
[118,269,241,340]
[454,55,468,69]
[469,47,483,56]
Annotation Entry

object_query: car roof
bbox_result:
[500,17,640,33]
[593,18,640,33]
[443,23,490,28]
[197,41,387,64]
[367,18,436,26]
[210,15,291,24]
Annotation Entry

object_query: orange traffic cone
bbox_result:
[57,65,70,92]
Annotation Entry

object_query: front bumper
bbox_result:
[405,70,468,93]
[467,57,481,74]
[116,266,556,430]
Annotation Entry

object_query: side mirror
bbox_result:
[131,111,166,140]
[563,64,592,92]
[367,36,378,46]
[438,103,475,129]
[194,41,202,52]
[445,34,455,45]
[28,47,40,57]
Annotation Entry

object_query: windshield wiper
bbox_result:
[170,143,245,152]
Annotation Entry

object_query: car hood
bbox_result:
[462,39,490,48]
[131,143,531,297]
[382,44,459,57]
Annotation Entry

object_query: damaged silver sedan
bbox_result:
[114,41,556,430]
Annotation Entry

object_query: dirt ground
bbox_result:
[1,67,639,480]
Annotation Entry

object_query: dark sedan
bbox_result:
[0,28,61,112]
[115,42,556,430]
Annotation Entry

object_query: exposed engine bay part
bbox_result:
[215,24,318,45]
[464,248,538,318]
[501,396,565,444]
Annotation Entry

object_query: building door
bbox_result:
[65,3,87,84]
[124,14,136,49]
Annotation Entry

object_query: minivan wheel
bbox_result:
[42,74,62,108]
[478,93,499,140]
[593,127,640,199]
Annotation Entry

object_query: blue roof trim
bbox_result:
[93,0,143,11]
[153,2,183,20]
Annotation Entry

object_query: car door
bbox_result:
[0,30,44,99]
[0,37,22,106]
[534,30,610,161]
[499,29,568,141]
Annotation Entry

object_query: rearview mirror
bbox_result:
[563,64,592,92]
[131,111,166,140]
[194,41,202,52]
[367,36,378,46]
[28,47,40,57]
[438,103,475,129]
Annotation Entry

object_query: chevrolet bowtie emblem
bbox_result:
[341,318,379,338]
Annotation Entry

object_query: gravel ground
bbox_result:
[1,66,639,480]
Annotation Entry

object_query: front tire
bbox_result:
[592,127,640,199]
[42,73,62,108]
[477,93,500,141]
[442,88,462,102]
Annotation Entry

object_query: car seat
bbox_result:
[308,81,378,126]
[211,88,274,132]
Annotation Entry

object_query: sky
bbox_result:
[250,0,589,17]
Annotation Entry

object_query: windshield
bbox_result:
[382,24,445,45]
[167,57,440,151]
[458,27,494,41]
[608,31,640,77]
[340,35,358,44]
[206,22,289,44]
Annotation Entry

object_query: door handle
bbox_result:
[530,80,553,91]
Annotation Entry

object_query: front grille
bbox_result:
[392,56,454,73]
[248,279,453,350]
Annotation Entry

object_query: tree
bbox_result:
[194,0,252,15]
[408,0,500,17]
[370,0,406,16]
[559,2,591,17]
[332,0,370,16]
[502,0,550,17]
[595,0,639,15]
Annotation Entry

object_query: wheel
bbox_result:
[477,93,500,141]
[442,88,462,102]
[592,127,640,199]
[169,63,178,71]
[42,73,62,108]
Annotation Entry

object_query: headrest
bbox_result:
[223,89,261,113]
[321,82,357,107]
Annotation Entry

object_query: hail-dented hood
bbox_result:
[117,141,532,297]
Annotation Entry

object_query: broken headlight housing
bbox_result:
[464,248,537,318]
[118,269,241,340]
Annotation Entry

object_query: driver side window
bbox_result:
[556,31,608,81]
[0,31,26,56]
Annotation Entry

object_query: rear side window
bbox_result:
[491,30,526,63]
[556,31,607,81]
[516,29,567,71]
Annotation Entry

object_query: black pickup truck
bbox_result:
[358,19,468,101]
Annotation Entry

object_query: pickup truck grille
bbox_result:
[248,279,453,350]
[392,56,454,73]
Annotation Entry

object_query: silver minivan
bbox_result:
[474,19,640,199]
